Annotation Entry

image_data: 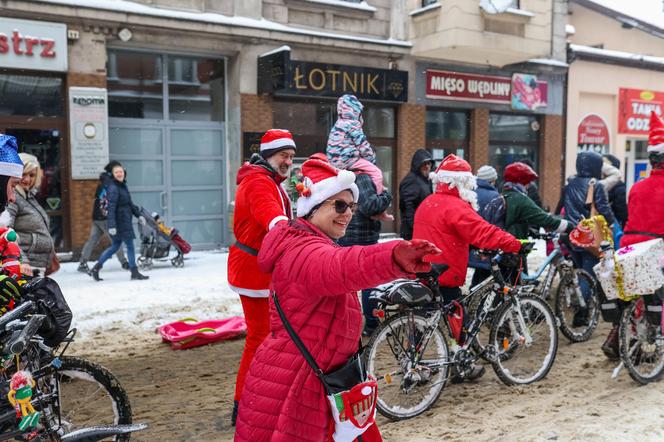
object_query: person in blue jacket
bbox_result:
[89,161,148,281]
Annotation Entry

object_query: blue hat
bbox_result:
[0,135,23,178]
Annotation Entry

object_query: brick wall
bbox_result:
[240,94,273,133]
[66,73,107,258]
[395,104,425,230]
[540,114,564,210]
[469,108,489,170]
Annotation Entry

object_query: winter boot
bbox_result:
[130,267,149,280]
[89,263,103,281]
[121,261,130,271]
[231,400,239,426]
[572,307,589,327]
[601,325,620,360]
[77,262,90,273]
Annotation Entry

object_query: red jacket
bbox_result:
[621,169,664,248]
[227,161,291,297]
[412,184,521,287]
[235,219,408,441]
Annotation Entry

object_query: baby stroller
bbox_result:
[136,207,191,269]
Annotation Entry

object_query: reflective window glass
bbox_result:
[489,112,540,176]
[0,74,63,117]
[171,129,223,156]
[109,128,163,155]
[168,57,225,121]
[107,51,163,119]
[171,160,223,186]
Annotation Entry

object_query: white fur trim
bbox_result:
[647,143,664,153]
[260,138,296,151]
[2,261,19,267]
[228,284,269,298]
[268,215,289,230]
[430,169,472,184]
[556,219,569,233]
[0,162,23,178]
[296,171,359,217]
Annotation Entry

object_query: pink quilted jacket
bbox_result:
[234,219,408,441]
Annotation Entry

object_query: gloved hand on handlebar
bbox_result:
[393,239,442,274]
[0,274,22,316]
[518,240,536,255]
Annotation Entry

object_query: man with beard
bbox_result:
[413,155,522,381]
[228,129,295,425]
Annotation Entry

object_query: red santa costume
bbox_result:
[621,111,664,248]
[228,129,295,414]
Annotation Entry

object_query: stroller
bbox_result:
[137,207,191,269]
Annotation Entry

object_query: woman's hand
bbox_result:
[393,239,442,274]
[20,263,33,277]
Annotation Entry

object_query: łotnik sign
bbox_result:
[258,48,408,102]
[69,87,109,180]
[619,88,664,135]
[578,114,610,154]
[0,17,67,72]
[425,70,512,104]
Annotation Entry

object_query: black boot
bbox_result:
[231,400,239,426]
[130,267,149,280]
[77,262,90,273]
[601,325,620,360]
[572,307,589,327]
[121,261,130,270]
[89,263,103,281]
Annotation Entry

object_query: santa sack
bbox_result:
[273,293,378,441]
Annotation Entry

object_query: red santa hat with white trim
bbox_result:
[430,154,473,184]
[648,111,664,154]
[259,129,296,159]
[296,159,359,217]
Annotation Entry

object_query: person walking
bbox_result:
[77,164,128,273]
[228,129,295,425]
[88,161,148,281]
[5,153,55,276]
[398,148,434,240]
[235,159,439,441]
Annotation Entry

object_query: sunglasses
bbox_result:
[326,199,357,214]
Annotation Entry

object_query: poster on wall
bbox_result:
[577,113,610,154]
[511,74,547,111]
[634,161,650,184]
[618,88,664,135]
[69,87,109,179]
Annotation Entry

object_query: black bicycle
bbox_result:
[366,244,558,420]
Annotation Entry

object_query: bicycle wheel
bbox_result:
[364,312,448,420]
[49,356,133,441]
[619,299,664,384]
[555,269,600,343]
[469,290,500,362]
[490,294,558,385]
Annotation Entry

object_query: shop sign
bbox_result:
[242,132,263,161]
[619,88,664,135]
[511,74,547,111]
[0,17,67,72]
[69,87,109,180]
[634,161,650,184]
[577,114,610,154]
[425,70,512,104]
[258,49,407,102]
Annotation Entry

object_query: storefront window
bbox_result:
[488,112,540,176]
[425,109,469,162]
[107,51,163,119]
[168,56,225,122]
[0,74,63,117]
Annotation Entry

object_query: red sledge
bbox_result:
[158,317,246,350]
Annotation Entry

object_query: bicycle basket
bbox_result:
[24,277,72,347]
[385,281,434,306]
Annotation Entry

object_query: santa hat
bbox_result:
[0,135,24,178]
[430,154,472,184]
[260,129,296,159]
[296,160,359,217]
[648,111,664,154]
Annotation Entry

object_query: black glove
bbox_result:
[0,274,22,316]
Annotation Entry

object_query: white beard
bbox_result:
[438,175,478,211]
[0,210,11,228]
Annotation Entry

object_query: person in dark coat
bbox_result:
[475,165,499,214]
[77,169,128,273]
[398,149,434,240]
[520,158,544,209]
[602,154,628,229]
[560,151,617,358]
[89,161,148,281]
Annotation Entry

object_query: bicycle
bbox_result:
[518,231,600,343]
[365,244,558,420]
[0,277,147,441]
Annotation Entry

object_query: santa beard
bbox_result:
[437,175,478,210]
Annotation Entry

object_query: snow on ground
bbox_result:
[51,251,242,338]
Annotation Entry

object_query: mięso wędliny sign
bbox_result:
[257,49,408,102]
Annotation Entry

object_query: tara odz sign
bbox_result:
[258,48,408,102]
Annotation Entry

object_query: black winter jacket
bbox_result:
[106,177,141,240]
[92,172,113,221]
[608,181,628,228]
[561,152,615,226]
[398,149,433,240]
[339,173,392,246]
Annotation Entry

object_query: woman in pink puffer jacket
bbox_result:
[234,159,439,442]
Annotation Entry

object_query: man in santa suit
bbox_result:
[413,154,522,382]
[228,129,295,425]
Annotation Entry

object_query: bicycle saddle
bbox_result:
[381,280,435,307]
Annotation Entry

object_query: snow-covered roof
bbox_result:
[32,0,411,48]
[570,44,664,70]
[300,0,376,13]
[528,58,569,68]
[573,0,664,38]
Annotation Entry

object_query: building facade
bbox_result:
[0,0,568,254]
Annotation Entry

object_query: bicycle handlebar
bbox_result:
[0,301,35,330]
[3,314,45,356]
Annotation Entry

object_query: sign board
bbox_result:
[511,73,547,111]
[0,17,67,72]
[578,114,610,154]
[258,49,408,102]
[618,88,664,135]
[425,69,512,104]
[69,87,109,179]
[634,161,650,184]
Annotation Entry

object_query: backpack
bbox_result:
[481,195,507,229]
[96,185,109,219]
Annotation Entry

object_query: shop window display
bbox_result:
[489,112,540,178]
[425,109,469,163]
